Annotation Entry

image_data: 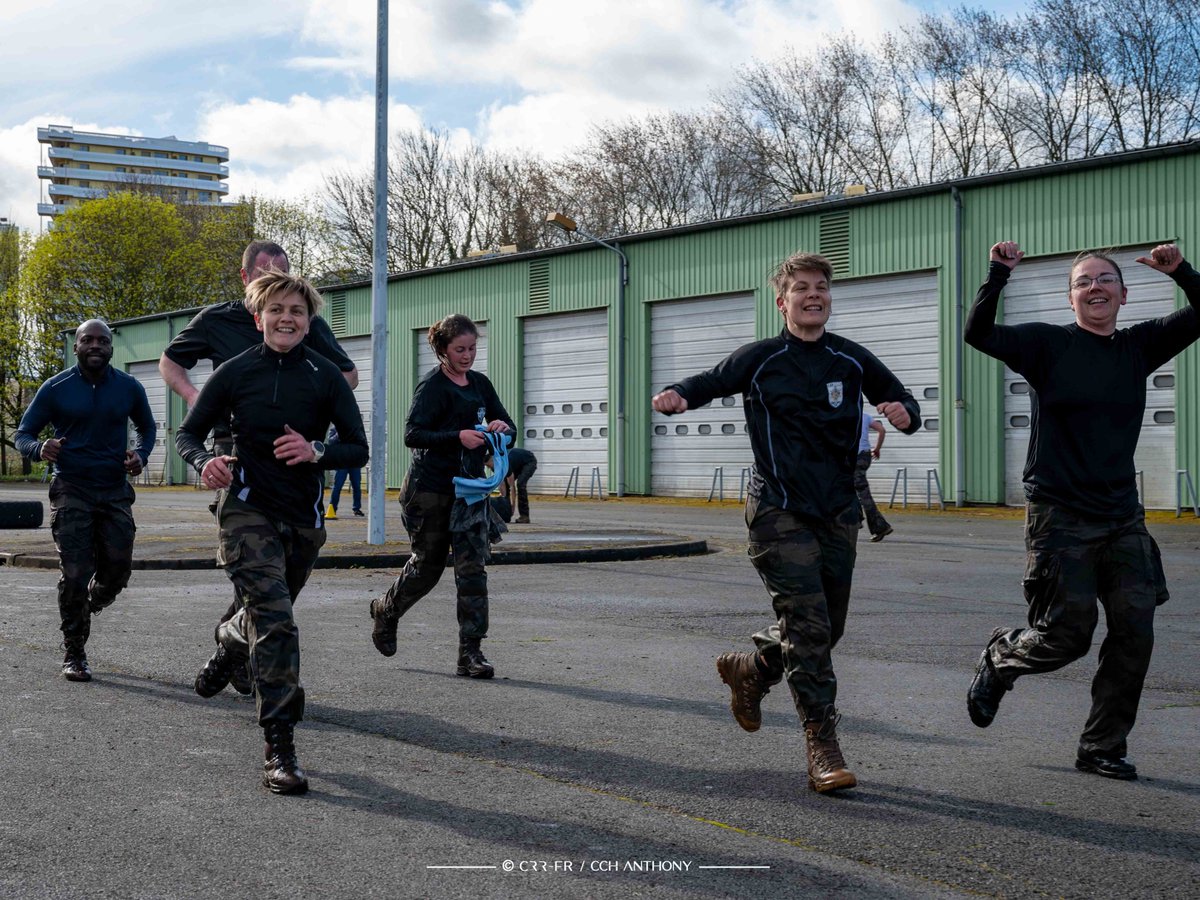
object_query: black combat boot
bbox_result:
[61,642,92,682]
[194,645,239,698]
[262,722,308,795]
[228,660,253,696]
[369,597,398,657]
[968,628,1011,728]
[456,638,494,679]
[803,706,858,793]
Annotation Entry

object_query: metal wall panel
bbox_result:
[127,361,168,486]
[1000,249,1177,508]
[649,294,755,497]
[828,271,942,506]
[522,311,608,495]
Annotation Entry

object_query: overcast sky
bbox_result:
[0,0,1022,232]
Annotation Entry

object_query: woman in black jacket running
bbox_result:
[177,269,367,795]
[369,313,514,678]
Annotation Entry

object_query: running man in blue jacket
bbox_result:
[16,319,156,682]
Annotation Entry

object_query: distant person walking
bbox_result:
[324,424,364,519]
[15,319,156,682]
[854,411,892,541]
[964,240,1200,781]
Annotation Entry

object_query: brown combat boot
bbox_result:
[262,722,308,795]
[803,707,857,793]
[716,651,775,732]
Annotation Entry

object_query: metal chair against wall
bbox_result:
[708,466,724,502]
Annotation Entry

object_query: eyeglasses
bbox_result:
[1071,274,1121,290]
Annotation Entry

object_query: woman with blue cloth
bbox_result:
[369,314,514,678]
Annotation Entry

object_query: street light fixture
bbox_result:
[546,212,628,498]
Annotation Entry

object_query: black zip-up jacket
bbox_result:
[405,366,515,494]
[667,328,920,521]
[965,260,1200,518]
[176,343,368,528]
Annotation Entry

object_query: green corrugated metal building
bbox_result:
[98,140,1200,508]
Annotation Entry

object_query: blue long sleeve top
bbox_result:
[15,365,157,491]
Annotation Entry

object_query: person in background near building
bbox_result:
[965,241,1200,781]
[503,446,538,524]
[176,270,367,795]
[652,251,920,794]
[324,424,364,519]
[855,411,892,542]
[369,314,515,679]
[16,320,156,682]
[159,240,359,696]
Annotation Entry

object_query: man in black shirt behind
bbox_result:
[965,240,1200,780]
[160,240,358,695]
[652,251,920,793]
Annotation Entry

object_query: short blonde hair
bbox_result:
[244,269,324,318]
[770,251,834,294]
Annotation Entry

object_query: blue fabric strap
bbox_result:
[453,428,513,505]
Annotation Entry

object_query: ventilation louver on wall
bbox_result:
[327,291,348,335]
[819,212,851,277]
[529,260,550,312]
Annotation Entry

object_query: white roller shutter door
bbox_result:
[127,361,168,485]
[182,360,216,484]
[650,294,755,497]
[1001,250,1177,508]
[336,335,373,441]
[522,311,608,495]
[827,271,941,506]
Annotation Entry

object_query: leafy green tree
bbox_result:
[19,193,251,382]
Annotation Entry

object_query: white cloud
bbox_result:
[197,94,425,200]
[478,92,659,158]
[297,0,927,159]
[0,1,292,89]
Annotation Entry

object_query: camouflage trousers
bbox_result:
[744,496,859,719]
[986,501,1167,757]
[853,452,890,537]
[215,492,326,725]
[49,478,136,649]
[377,485,490,641]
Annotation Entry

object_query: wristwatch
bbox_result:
[311,441,326,463]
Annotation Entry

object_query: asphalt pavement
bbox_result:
[0,486,1197,899]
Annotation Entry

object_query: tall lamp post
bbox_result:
[545,212,628,497]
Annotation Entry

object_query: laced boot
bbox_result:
[716,651,774,732]
[456,638,494,679]
[968,627,1011,728]
[194,644,241,698]
[61,643,92,682]
[262,722,308,795]
[803,706,858,793]
[369,597,398,657]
